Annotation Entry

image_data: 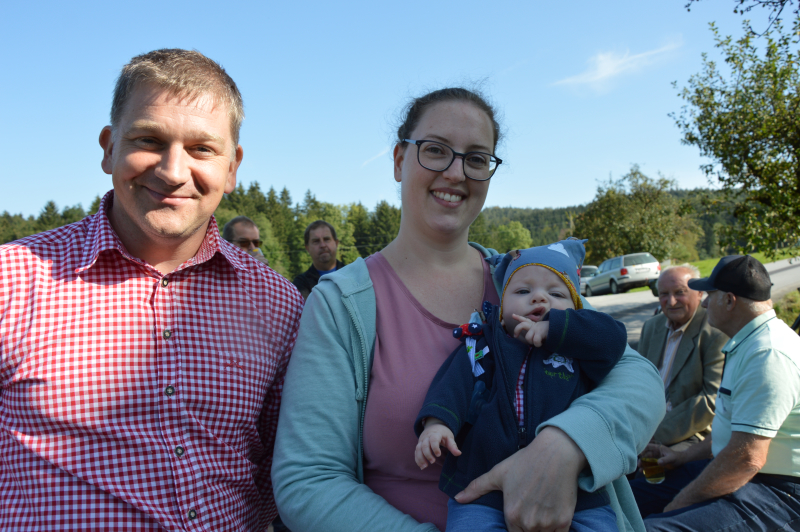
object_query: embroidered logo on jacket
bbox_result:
[543,353,574,373]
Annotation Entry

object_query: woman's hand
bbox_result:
[414,419,461,469]
[512,314,549,347]
[454,427,586,532]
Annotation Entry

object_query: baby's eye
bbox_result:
[550,292,566,298]
[516,289,530,295]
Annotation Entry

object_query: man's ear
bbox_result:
[726,292,737,311]
[225,145,243,194]
[99,126,114,175]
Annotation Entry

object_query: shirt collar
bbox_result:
[722,309,776,354]
[664,307,696,335]
[75,190,245,274]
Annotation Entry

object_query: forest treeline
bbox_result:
[1,172,742,280]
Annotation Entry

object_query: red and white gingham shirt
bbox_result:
[0,191,303,531]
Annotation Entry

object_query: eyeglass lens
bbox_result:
[417,141,498,180]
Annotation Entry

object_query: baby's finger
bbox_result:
[512,313,533,324]
[513,321,532,339]
[414,444,429,469]
[431,438,442,459]
[421,440,437,465]
[444,434,462,457]
[533,328,545,347]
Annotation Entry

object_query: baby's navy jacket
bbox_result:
[415,304,627,512]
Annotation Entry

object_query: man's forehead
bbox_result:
[232,222,259,236]
[117,85,234,140]
[663,268,694,285]
[310,228,333,240]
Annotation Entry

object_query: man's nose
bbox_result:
[154,145,189,185]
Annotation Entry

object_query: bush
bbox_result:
[774,289,800,332]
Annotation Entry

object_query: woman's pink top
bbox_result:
[363,252,500,531]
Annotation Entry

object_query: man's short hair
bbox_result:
[657,263,701,291]
[741,296,774,314]
[222,216,257,241]
[304,220,338,245]
[111,49,244,147]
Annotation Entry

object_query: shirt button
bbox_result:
[161,278,169,287]
[165,385,175,397]
[175,446,185,457]
[188,509,197,520]
[163,329,172,340]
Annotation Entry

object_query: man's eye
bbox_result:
[135,137,160,147]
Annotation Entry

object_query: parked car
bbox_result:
[584,252,661,296]
[579,265,598,296]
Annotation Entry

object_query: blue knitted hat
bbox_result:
[493,239,587,312]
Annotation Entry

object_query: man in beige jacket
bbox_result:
[638,265,728,451]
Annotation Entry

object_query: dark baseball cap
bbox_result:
[688,255,772,301]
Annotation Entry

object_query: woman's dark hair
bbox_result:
[395,87,502,151]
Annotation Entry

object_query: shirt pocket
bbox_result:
[180,349,277,441]
[716,386,732,417]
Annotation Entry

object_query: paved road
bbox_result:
[587,258,800,349]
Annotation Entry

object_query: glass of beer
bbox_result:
[641,441,665,484]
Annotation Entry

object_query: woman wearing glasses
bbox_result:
[272,88,663,532]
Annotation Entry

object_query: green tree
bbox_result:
[468,211,490,244]
[347,202,372,258]
[491,221,534,253]
[574,165,699,263]
[368,201,401,255]
[675,20,800,258]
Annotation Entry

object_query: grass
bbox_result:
[775,289,800,331]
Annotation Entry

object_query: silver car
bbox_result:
[579,265,598,296]
[584,253,660,296]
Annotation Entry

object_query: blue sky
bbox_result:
[0,1,764,217]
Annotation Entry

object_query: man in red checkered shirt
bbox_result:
[0,49,304,531]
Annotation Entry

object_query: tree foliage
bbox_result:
[674,19,800,258]
[685,0,796,35]
[5,182,748,278]
[574,166,700,263]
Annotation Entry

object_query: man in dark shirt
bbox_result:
[292,220,344,299]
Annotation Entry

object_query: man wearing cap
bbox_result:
[630,255,800,531]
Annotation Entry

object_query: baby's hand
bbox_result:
[512,314,550,347]
[415,419,461,469]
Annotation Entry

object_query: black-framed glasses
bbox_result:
[403,139,502,181]
[229,238,263,249]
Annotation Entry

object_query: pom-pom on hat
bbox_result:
[493,239,587,313]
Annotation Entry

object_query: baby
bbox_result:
[414,239,627,532]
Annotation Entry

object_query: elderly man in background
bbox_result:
[638,265,727,451]
[223,215,270,265]
[292,220,344,299]
[0,49,303,531]
[631,255,800,532]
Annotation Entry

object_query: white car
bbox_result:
[584,253,661,296]
[580,265,598,296]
